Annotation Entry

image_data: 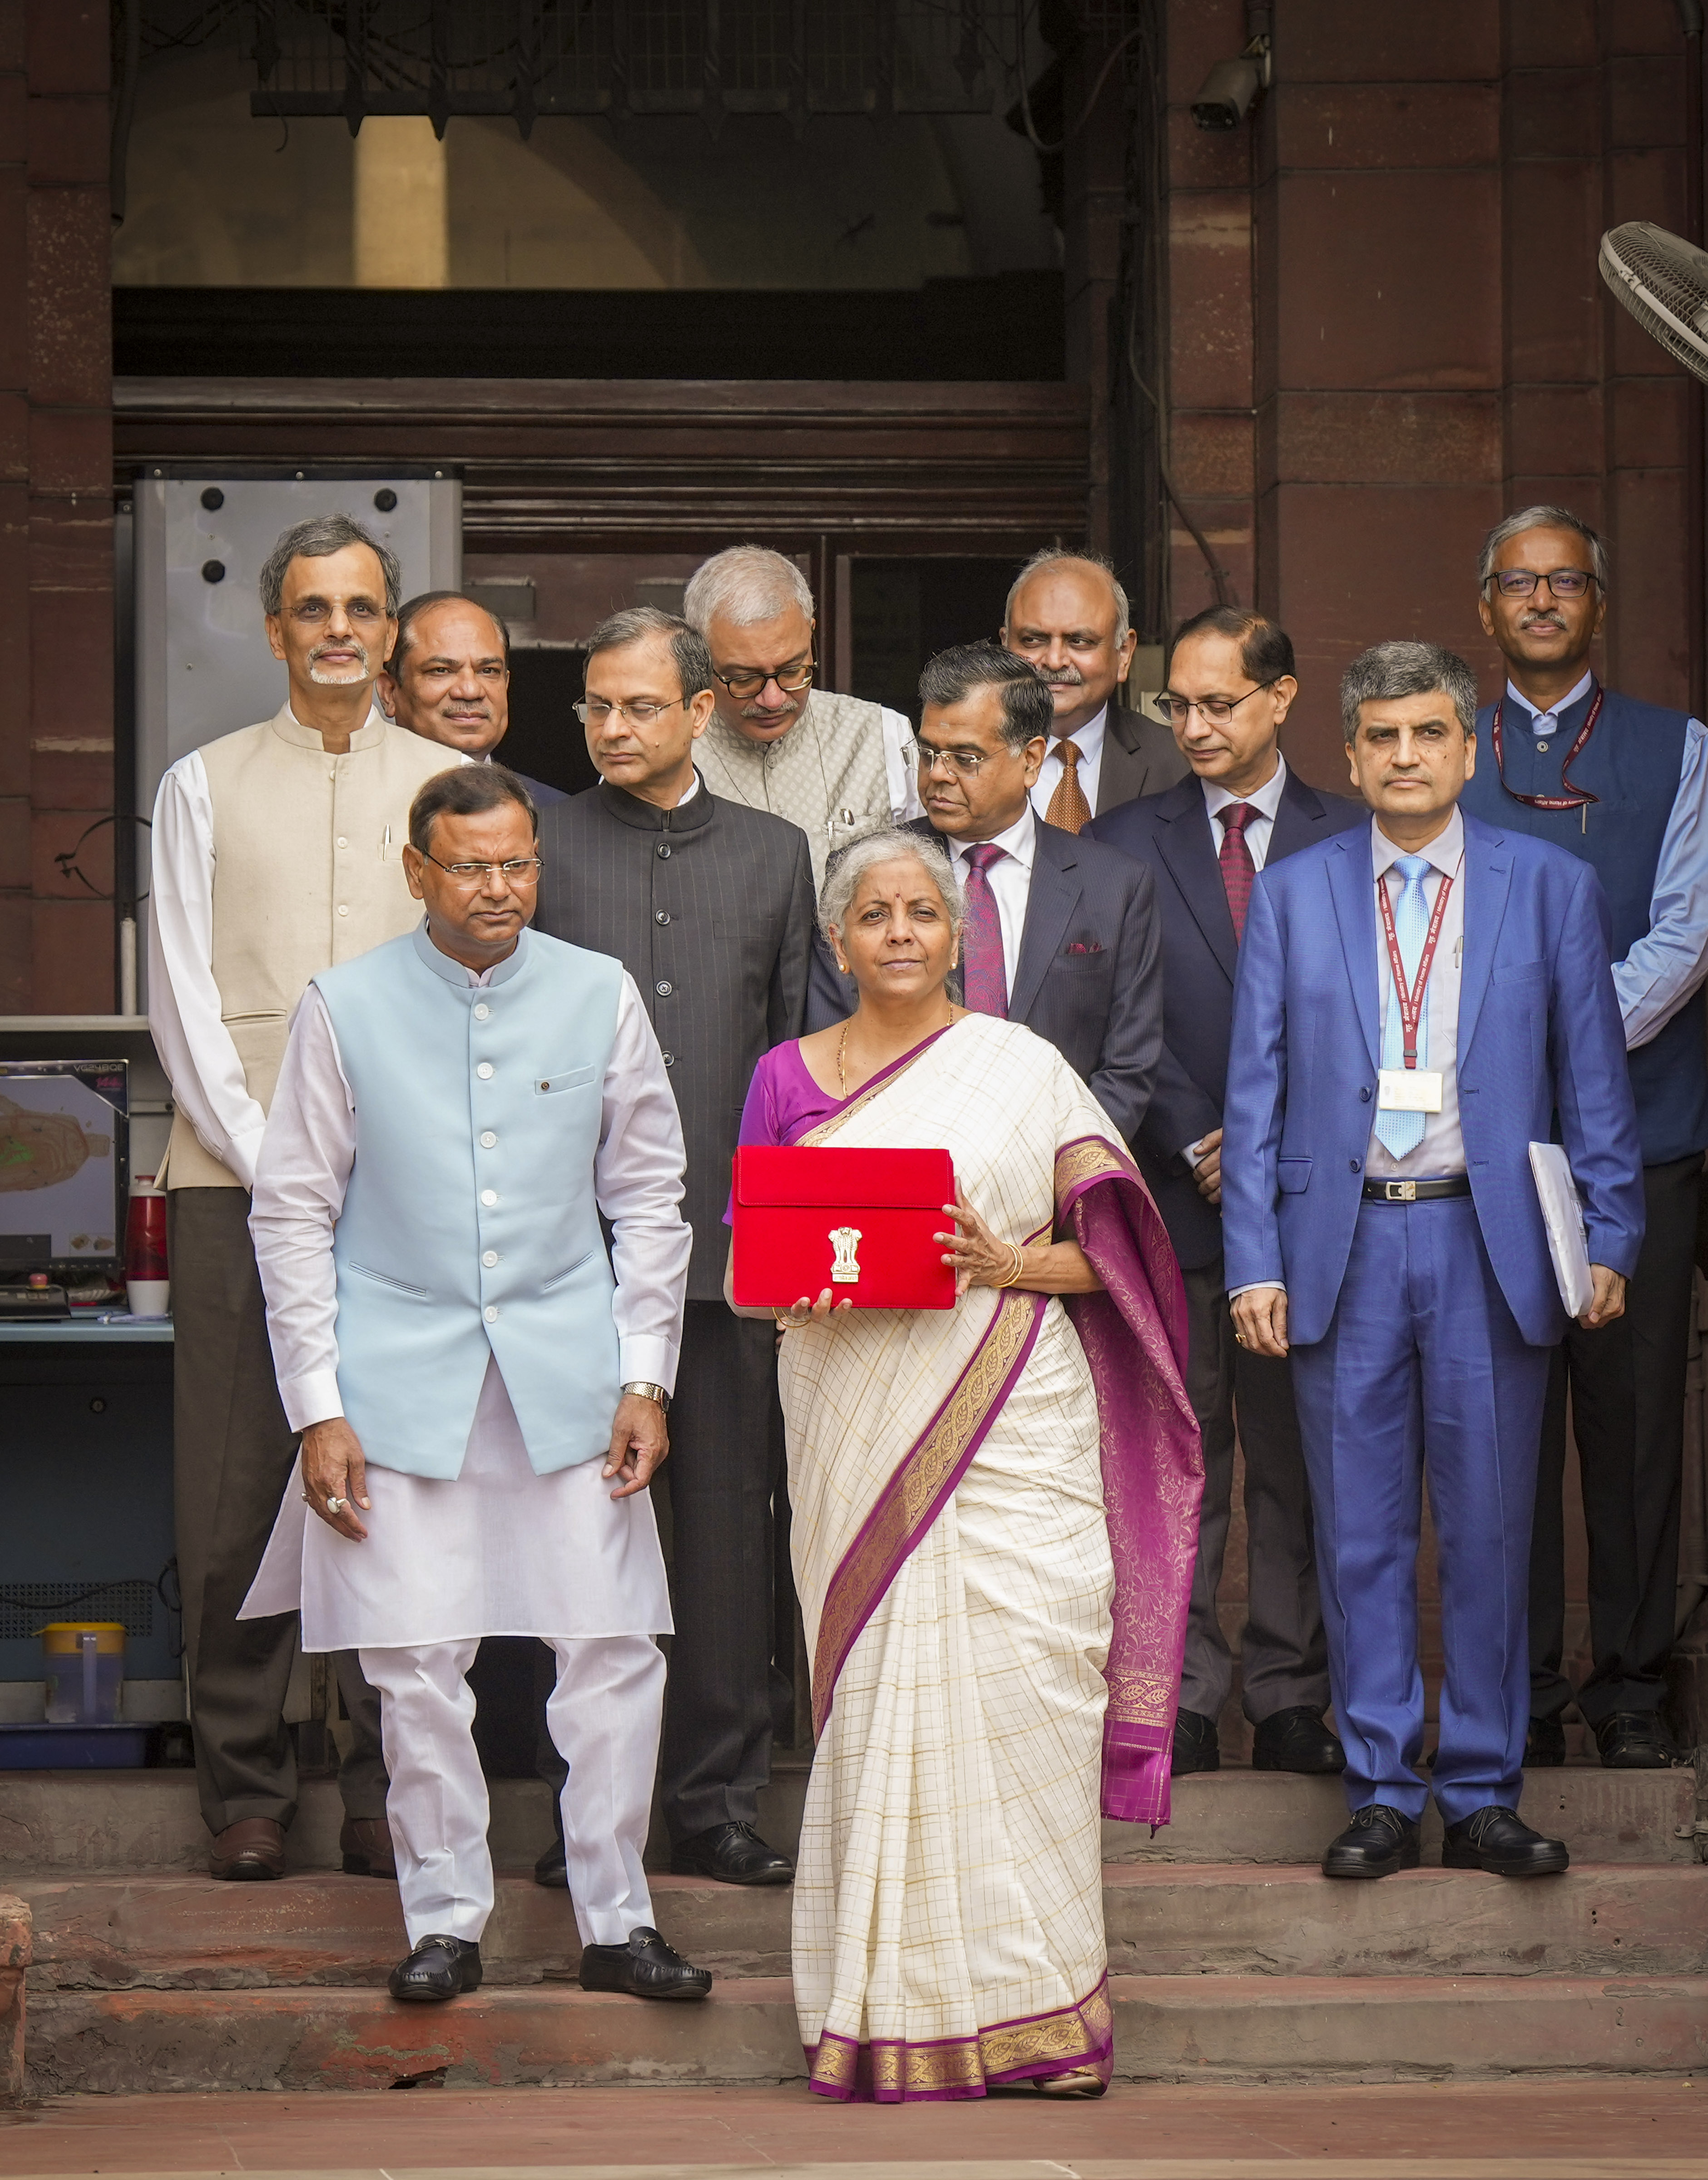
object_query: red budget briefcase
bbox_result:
[730,1145,957,1310]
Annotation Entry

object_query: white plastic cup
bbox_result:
[126,1278,170,1317]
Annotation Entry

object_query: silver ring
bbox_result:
[326,1494,345,1514]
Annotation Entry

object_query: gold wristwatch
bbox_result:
[622,1380,671,1412]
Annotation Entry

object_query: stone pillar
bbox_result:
[0,0,113,1014]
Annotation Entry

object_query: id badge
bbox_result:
[1378,1067,1443,1114]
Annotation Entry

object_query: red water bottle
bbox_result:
[125,1174,169,1317]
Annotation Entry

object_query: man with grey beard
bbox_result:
[149,515,460,1883]
[1000,549,1186,826]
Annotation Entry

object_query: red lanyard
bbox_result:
[1490,686,1603,812]
[1376,864,1455,1068]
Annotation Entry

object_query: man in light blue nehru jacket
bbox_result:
[244,763,713,2005]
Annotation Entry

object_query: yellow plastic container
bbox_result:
[41,1621,125,1724]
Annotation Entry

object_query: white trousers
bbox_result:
[360,1634,664,1947]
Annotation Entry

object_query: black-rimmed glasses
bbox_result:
[714,659,816,700]
[1485,569,1598,600]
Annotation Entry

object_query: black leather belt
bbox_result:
[1361,1175,1471,1202]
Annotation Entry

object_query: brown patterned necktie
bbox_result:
[1045,738,1092,833]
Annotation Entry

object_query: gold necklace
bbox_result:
[837,1004,956,1101]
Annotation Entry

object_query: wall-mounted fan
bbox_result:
[1599,222,1708,385]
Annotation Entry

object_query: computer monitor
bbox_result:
[0,1060,129,1279]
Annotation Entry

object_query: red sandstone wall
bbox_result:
[0,1,113,1015]
[1166,0,1703,790]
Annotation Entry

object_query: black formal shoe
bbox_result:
[579,1925,713,2001]
[1321,1803,1421,1879]
[388,1934,483,2002]
[340,1815,397,1879]
[534,1835,568,1888]
[1441,1805,1569,1877]
[670,1822,793,1886]
[1171,1708,1220,1776]
[1252,1707,1346,1775]
[1594,1712,1678,1769]
[1524,1715,1567,1767]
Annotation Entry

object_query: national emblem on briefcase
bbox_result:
[828,1225,864,1283]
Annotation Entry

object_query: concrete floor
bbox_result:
[1,2081,1707,2178]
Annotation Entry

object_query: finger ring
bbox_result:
[1234,1334,1246,1347]
[326,1495,345,1514]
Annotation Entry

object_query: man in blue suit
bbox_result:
[1223,640,1644,1881]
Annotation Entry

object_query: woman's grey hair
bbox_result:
[817,827,963,946]
[1340,641,1479,743]
[1004,546,1131,647]
[1477,505,1609,592]
[683,545,815,633]
[584,604,714,698]
[259,514,402,617]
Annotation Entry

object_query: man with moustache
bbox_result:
[1461,506,1708,1770]
[1000,548,1187,828]
[805,644,1163,1150]
[1087,607,1365,1777]
[684,545,920,890]
[535,606,815,1887]
[379,590,566,809]
[149,514,460,1881]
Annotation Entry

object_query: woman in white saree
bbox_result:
[729,829,1201,2102]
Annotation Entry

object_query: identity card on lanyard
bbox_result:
[1376,860,1456,1116]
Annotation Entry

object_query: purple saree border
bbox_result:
[810,1287,1046,1738]
[804,1974,1115,2103]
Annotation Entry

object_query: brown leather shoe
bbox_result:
[208,1817,285,1881]
[341,1814,398,1879]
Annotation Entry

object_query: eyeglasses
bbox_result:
[713,659,815,700]
[574,696,689,727]
[906,737,995,777]
[1485,568,1598,600]
[419,851,543,886]
[1153,679,1280,728]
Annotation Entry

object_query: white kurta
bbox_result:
[243,957,684,1648]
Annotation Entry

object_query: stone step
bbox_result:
[18,1860,1708,1995]
[1104,1767,1701,1865]
[23,1971,1708,2094]
[2,1760,1694,1876]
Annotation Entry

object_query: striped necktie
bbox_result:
[1218,802,1258,942]
[959,843,1009,1016]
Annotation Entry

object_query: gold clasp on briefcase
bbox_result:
[828,1225,863,1283]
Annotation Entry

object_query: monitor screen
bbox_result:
[0,1060,129,1273]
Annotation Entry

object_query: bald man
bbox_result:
[1001,549,1186,827]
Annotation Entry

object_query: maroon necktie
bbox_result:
[960,842,1009,1016]
[1218,802,1258,943]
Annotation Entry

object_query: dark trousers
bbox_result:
[1530,1152,1701,1726]
[659,1301,786,1842]
[1178,1258,1329,1724]
[169,1188,387,1834]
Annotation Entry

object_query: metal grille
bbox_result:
[248,0,1028,131]
[0,1581,157,1642]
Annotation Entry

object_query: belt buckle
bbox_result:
[1384,1180,1416,1202]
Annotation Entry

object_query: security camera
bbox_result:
[1191,35,1271,131]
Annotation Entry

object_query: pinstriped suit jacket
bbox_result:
[534,775,816,1300]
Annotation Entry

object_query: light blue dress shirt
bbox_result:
[1505,676,1708,1052]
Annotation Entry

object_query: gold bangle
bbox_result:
[997,1242,1026,1289]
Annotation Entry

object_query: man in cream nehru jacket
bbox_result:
[683,545,920,889]
[245,764,711,2006]
[149,514,458,1883]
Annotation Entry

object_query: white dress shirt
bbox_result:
[882,708,926,823]
[1203,751,1290,872]
[1365,808,1467,1179]
[1030,705,1108,822]
[947,804,1036,995]
[1503,675,1708,1050]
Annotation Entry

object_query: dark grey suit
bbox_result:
[1087,765,1367,1730]
[805,814,1163,1149]
[535,776,815,1841]
[1091,700,1191,816]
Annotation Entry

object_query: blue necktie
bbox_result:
[1374,855,1433,1160]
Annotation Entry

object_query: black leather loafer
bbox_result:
[669,1822,793,1886]
[340,1815,397,1879]
[1322,1803,1421,1879]
[1594,1712,1678,1769]
[1524,1715,1566,1767]
[1252,1707,1346,1775]
[579,1925,713,2001]
[1442,1804,1569,1877]
[388,1934,483,2002]
[1171,1708,1220,1776]
[534,1835,568,1888]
